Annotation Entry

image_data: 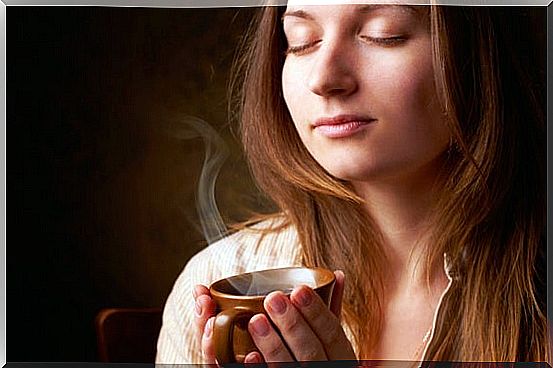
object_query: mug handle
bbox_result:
[212,307,254,364]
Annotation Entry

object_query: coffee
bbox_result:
[212,268,319,297]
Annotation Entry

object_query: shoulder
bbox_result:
[157,216,301,364]
[181,216,301,287]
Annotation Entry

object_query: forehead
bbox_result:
[282,4,428,22]
[285,0,432,6]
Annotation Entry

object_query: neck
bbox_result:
[351,163,445,291]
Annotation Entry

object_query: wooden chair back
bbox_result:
[95,307,163,363]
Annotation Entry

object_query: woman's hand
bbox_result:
[244,270,356,364]
[193,271,355,365]
[192,284,217,364]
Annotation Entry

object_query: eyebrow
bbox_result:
[282,9,315,22]
[282,5,422,22]
[359,4,421,15]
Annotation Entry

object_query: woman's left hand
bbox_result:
[243,270,357,364]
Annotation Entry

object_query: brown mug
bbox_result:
[209,267,336,364]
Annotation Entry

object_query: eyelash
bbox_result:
[360,35,406,46]
[285,40,321,55]
[285,35,406,55]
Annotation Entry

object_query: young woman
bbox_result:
[156,3,548,364]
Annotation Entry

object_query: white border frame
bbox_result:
[1,1,550,367]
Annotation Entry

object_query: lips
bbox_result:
[312,115,376,138]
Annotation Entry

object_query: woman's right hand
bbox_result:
[193,284,217,364]
[193,271,350,365]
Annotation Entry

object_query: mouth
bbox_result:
[312,115,376,138]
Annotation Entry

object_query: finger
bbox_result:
[290,285,355,360]
[194,294,216,346]
[193,284,210,300]
[330,270,345,319]
[264,292,327,361]
[248,313,295,362]
[244,351,264,364]
[201,317,217,364]
[192,284,213,343]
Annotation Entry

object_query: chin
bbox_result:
[323,162,412,184]
[313,152,381,182]
[322,165,377,183]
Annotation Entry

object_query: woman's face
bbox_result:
[281,4,450,184]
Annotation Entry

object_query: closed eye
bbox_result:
[285,40,321,56]
[360,35,407,46]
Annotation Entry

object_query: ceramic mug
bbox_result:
[209,267,336,364]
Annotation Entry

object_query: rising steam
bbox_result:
[169,116,320,297]
[170,116,229,244]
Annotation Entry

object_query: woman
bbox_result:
[156,3,548,363]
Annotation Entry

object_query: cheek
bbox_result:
[282,61,306,131]
[371,51,449,150]
[372,49,435,111]
[282,61,298,114]
[373,53,441,128]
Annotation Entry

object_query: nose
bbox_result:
[307,40,358,98]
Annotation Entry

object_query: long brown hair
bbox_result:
[231,5,547,361]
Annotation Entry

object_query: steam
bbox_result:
[244,268,318,296]
[170,117,321,296]
[215,268,319,297]
[171,116,229,244]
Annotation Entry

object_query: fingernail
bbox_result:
[297,287,312,307]
[204,318,213,338]
[250,315,270,337]
[268,293,287,314]
[244,352,261,364]
[194,300,202,317]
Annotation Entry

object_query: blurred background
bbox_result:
[8,5,547,363]
[9,6,268,361]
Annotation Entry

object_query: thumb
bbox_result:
[329,270,345,319]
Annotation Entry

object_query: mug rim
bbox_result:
[209,266,335,300]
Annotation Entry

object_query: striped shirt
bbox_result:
[155,219,452,364]
[156,219,304,364]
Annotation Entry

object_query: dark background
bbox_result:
[8,6,265,362]
[8,5,548,363]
